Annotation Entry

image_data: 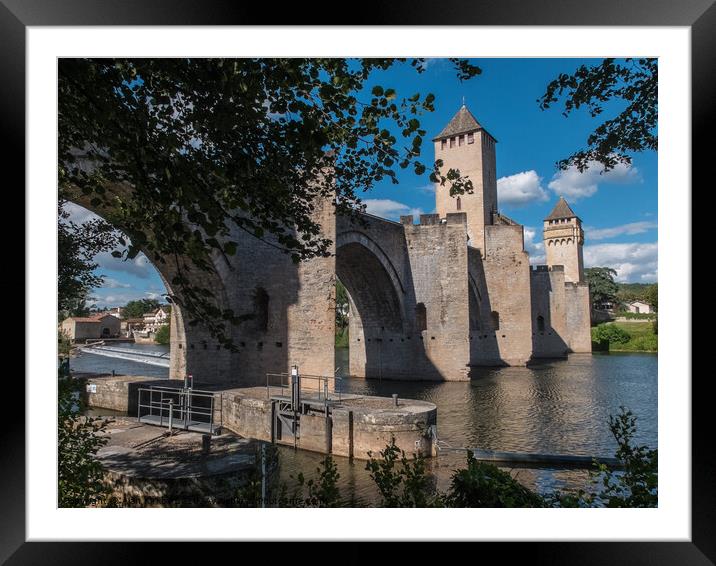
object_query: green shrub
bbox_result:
[591,324,631,345]
[154,323,170,345]
[292,456,343,507]
[335,326,349,348]
[616,311,656,320]
[58,377,110,507]
[58,329,73,356]
[365,438,438,507]
[445,453,546,508]
[628,335,658,352]
[598,407,658,507]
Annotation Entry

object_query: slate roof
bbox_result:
[545,196,578,221]
[433,105,488,141]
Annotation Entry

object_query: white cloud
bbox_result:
[95,250,156,279]
[62,202,102,224]
[89,290,167,308]
[417,184,436,194]
[63,201,162,280]
[548,160,640,201]
[523,226,545,264]
[584,242,658,283]
[362,199,423,221]
[585,221,657,241]
[497,170,549,207]
[101,277,132,289]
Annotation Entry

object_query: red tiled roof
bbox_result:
[66,313,115,323]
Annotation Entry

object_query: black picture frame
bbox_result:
[5,0,706,562]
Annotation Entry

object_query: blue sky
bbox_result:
[66,58,657,309]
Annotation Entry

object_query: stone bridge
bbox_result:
[71,184,498,385]
[67,104,591,385]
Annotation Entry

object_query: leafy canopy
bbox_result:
[59,58,481,348]
[122,298,161,319]
[585,266,619,308]
[538,58,657,173]
[58,200,118,314]
[58,377,110,507]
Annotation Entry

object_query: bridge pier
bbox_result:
[82,375,438,460]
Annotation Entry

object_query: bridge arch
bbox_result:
[335,230,408,378]
[65,198,235,383]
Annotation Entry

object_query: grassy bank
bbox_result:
[335,327,349,349]
[594,321,657,353]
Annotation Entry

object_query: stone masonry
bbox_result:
[71,104,591,385]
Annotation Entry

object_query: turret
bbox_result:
[433,104,498,252]
[543,196,585,283]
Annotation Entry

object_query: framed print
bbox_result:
[5,0,709,562]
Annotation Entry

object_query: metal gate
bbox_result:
[136,385,222,435]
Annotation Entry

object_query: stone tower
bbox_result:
[433,104,498,253]
[543,196,585,283]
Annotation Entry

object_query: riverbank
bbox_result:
[608,321,658,353]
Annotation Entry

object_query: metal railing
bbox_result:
[136,385,221,434]
[265,372,343,404]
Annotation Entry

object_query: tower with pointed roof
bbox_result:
[433,104,498,252]
[543,196,585,283]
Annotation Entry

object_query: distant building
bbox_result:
[60,313,121,341]
[594,300,617,312]
[121,317,145,338]
[142,306,171,332]
[108,306,125,319]
[625,300,652,314]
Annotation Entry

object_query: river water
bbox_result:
[71,342,171,379]
[73,344,657,502]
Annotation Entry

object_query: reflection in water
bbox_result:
[274,349,657,503]
[73,343,657,503]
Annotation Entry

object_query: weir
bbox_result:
[78,343,170,368]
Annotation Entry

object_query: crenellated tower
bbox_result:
[433,104,498,252]
[543,196,585,283]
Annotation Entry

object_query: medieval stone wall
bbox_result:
[467,246,501,365]
[564,283,592,352]
[403,213,472,380]
[482,224,533,365]
[530,266,570,358]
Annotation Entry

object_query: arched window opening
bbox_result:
[491,311,500,331]
[253,286,269,332]
[415,303,427,332]
[537,315,545,332]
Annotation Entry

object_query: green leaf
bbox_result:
[224,241,237,255]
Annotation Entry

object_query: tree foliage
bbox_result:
[591,323,631,345]
[585,267,619,308]
[538,58,657,172]
[644,283,658,312]
[555,407,658,508]
[597,408,658,507]
[154,322,170,345]
[58,377,110,507]
[58,200,118,314]
[446,453,546,508]
[365,437,436,507]
[58,58,480,350]
[122,298,161,319]
[293,456,343,508]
